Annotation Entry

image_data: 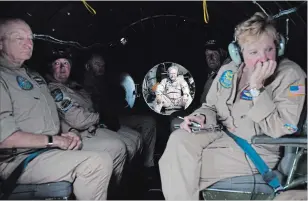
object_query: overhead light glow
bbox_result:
[120,37,127,45]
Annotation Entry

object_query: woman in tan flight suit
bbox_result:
[159,12,306,200]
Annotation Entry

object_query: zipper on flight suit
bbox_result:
[26,69,58,132]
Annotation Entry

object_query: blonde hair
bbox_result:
[234,12,279,47]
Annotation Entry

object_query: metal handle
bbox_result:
[174,124,222,133]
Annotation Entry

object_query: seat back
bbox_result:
[278,147,298,176]
[278,92,307,177]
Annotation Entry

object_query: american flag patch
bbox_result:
[289,85,305,96]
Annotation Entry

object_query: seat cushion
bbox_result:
[206,171,284,194]
[8,181,72,200]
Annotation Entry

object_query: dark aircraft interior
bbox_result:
[0,1,307,200]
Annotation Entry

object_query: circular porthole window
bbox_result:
[142,62,195,115]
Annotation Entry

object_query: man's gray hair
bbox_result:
[0,18,27,39]
[168,65,179,73]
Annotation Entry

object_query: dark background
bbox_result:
[0,1,307,153]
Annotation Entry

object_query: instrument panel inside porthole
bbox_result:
[142,62,196,115]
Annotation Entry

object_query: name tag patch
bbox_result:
[16,76,33,90]
[219,70,233,88]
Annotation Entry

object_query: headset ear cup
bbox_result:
[277,34,286,57]
[228,42,242,66]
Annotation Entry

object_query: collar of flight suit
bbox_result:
[45,73,81,90]
[45,73,60,84]
[0,56,26,71]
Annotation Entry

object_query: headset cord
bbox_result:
[245,153,256,200]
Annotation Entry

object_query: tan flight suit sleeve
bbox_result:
[156,79,167,96]
[0,79,20,142]
[191,67,226,127]
[48,83,99,131]
[179,77,190,96]
[247,63,306,138]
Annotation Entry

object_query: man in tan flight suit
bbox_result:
[45,52,142,185]
[83,53,157,172]
[154,65,192,113]
[199,39,231,104]
[159,12,306,200]
[0,18,112,200]
[170,39,231,132]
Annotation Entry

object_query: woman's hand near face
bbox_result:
[249,60,277,89]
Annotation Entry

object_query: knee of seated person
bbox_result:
[106,138,127,161]
[125,136,142,160]
[81,152,113,175]
[133,132,143,153]
[143,116,156,126]
[169,129,191,142]
[126,127,143,151]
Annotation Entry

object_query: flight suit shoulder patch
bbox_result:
[51,88,64,102]
[16,76,33,90]
[219,70,233,88]
[58,97,73,113]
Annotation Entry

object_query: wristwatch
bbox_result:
[250,86,265,98]
[47,135,53,147]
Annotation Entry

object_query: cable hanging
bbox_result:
[33,34,108,49]
[272,1,307,19]
[203,0,209,23]
[34,2,306,50]
[252,1,307,19]
[252,1,269,16]
[81,0,96,15]
[34,15,195,50]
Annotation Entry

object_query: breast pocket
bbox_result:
[216,88,232,118]
[17,116,45,134]
[11,86,42,122]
